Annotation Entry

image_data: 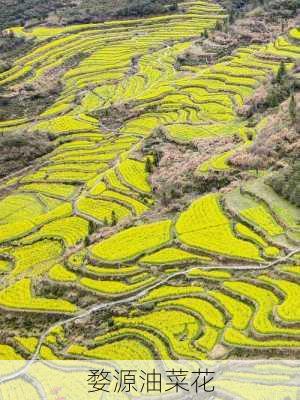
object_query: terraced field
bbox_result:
[0,0,299,366]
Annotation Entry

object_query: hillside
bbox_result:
[0,0,179,30]
[0,0,299,382]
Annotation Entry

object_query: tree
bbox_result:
[229,10,234,24]
[162,191,168,206]
[170,188,177,199]
[290,184,300,206]
[246,130,253,141]
[152,151,159,167]
[169,2,178,11]
[289,93,297,123]
[223,21,229,33]
[203,29,208,39]
[145,157,153,173]
[111,211,117,226]
[276,61,286,83]
[215,20,223,31]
